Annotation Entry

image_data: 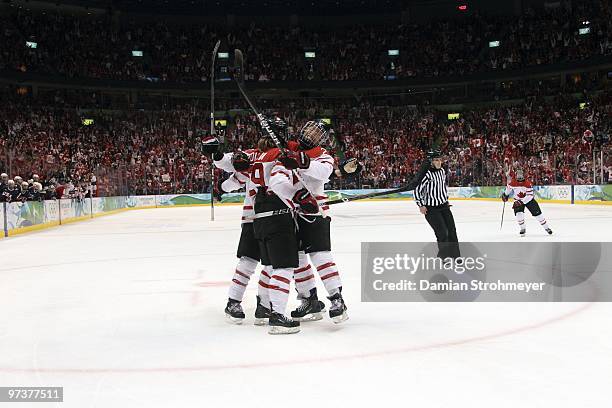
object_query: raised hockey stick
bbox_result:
[233,49,320,216]
[210,39,221,221]
[233,49,285,153]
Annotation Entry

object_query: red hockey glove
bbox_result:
[512,200,524,209]
[278,151,310,170]
[293,188,318,214]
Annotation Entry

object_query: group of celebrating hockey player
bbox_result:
[202,114,557,333]
[204,117,360,334]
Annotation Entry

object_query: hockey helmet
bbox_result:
[299,120,330,150]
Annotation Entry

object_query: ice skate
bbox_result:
[253,295,271,326]
[328,292,348,324]
[268,312,300,335]
[225,299,245,324]
[291,288,326,322]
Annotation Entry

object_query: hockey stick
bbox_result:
[324,185,413,206]
[233,49,320,216]
[500,161,511,230]
[209,39,221,221]
[233,49,284,150]
[324,134,444,206]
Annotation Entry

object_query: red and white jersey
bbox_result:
[250,143,335,215]
[504,178,534,204]
[213,149,260,223]
[293,146,334,214]
[250,147,298,210]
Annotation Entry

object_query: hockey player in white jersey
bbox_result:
[276,120,349,324]
[250,137,308,334]
[502,168,553,237]
[211,147,276,325]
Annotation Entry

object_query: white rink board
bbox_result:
[0,200,610,408]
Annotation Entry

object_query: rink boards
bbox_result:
[1,184,610,238]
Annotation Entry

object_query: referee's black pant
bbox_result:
[424,202,460,259]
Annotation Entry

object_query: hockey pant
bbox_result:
[294,216,342,297]
[513,199,549,230]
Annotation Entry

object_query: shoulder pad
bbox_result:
[259,148,281,162]
[304,146,327,159]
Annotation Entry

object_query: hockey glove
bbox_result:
[293,188,318,214]
[512,200,524,209]
[232,151,251,171]
[202,135,221,155]
[501,193,509,202]
[279,151,310,170]
[339,158,362,176]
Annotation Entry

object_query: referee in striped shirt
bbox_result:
[414,150,460,259]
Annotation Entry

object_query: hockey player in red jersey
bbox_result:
[502,169,553,237]
[249,135,308,334]
[212,147,276,325]
[277,120,349,324]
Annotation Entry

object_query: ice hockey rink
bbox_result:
[1,200,611,407]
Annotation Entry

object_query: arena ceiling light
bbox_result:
[388,49,399,56]
[218,52,229,59]
[578,27,590,35]
[132,50,143,57]
[305,51,316,59]
[25,41,37,49]
[489,41,500,48]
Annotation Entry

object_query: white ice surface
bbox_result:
[0,200,611,408]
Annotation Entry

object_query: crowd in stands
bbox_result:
[0,172,93,202]
[1,1,610,83]
[1,86,610,200]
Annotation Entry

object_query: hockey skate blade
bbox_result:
[225,314,244,325]
[253,317,269,326]
[268,326,300,335]
[294,312,324,322]
[331,312,349,324]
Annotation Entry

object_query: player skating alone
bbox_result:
[502,169,553,237]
